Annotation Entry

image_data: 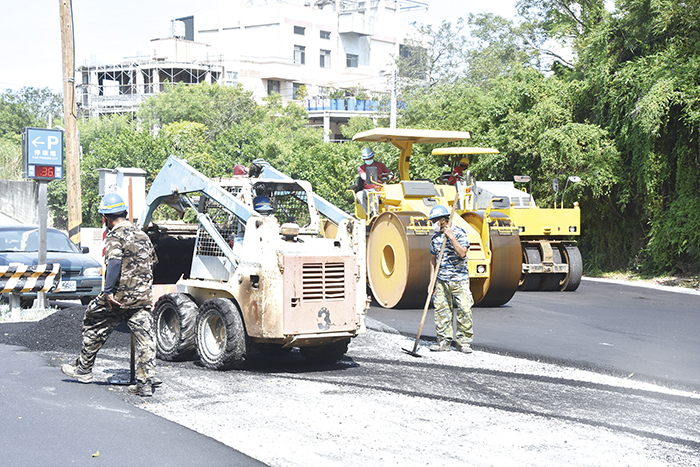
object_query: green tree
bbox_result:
[394,20,469,92]
[464,13,540,86]
[516,0,609,61]
[574,0,700,273]
[137,82,259,140]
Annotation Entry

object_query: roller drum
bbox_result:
[367,211,431,308]
[474,228,522,307]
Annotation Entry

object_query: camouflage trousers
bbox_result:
[77,300,156,384]
[433,278,474,346]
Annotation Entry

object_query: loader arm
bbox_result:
[139,155,260,272]
[140,155,257,229]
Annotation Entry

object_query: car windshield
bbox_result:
[0,228,81,253]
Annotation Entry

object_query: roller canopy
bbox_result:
[432,147,500,156]
[352,128,471,181]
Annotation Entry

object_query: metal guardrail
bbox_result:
[1,263,62,320]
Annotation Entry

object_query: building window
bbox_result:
[267,80,280,95]
[294,26,305,35]
[225,71,238,86]
[346,53,358,68]
[320,49,331,68]
[294,45,306,65]
[320,30,331,40]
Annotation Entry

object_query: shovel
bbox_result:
[402,193,459,357]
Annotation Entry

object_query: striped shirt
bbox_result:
[430,225,469,282]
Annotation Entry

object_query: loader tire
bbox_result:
[153,293,198,361]
[195,298,248,370]
[300,339,349,364]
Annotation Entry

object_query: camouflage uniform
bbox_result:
[76,221,157,384]
[430,225,474,347]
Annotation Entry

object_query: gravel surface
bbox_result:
[2,308,699,466]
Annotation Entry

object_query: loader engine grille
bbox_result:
[302,262,345,301]
[270,190,311,228]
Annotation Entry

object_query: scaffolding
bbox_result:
[77,60,224,117]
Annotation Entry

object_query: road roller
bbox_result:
[351,128,522,309]
[432,147,583,292]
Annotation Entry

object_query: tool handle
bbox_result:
[411,193,460,353]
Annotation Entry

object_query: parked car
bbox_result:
[0,225,102,306]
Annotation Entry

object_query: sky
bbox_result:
[0,0,517,93]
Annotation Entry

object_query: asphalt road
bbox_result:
[0,344,267,467]
[369,278,700,391]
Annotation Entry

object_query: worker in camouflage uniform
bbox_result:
[61,192,159,396]
[428,205,474,353]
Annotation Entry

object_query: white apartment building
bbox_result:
[77,0,427,139]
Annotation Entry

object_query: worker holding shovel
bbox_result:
[428,205,474,353]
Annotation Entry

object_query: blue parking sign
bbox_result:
[23,128,64,180]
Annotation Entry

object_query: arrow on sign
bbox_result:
[32,137,45,147]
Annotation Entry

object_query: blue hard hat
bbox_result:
[253,195,274,213]
[98,192,128,215]
[361,147,375,160]
[428,205,449,221]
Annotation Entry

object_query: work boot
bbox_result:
[148,377,163,388]
[456,343,473,354]
[429,340,452,352]
[128,380,153,397]
[61,363,93,383]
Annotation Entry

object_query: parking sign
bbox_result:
[22,127,64,180]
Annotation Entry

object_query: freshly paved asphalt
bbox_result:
[369,277,700,390]
[0,344,267,466]
[2,277,698,465]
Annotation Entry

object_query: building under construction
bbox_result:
[76,0,428,138]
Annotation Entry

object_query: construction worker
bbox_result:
[428,204,474,353]
[356,147,392,217]
[447,157,470,185]
[61,192,159,396]
[253,195,275,215]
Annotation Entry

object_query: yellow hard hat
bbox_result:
[459,157,470,166]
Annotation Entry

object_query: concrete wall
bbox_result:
[0,180,42,225]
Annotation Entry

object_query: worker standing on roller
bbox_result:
[356,147,392,217]
[61,193,159,396]
[428,205,474,353]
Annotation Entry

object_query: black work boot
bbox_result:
[128,380,153,397]
[61,363,93,383]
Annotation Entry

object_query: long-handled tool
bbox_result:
[402,193,459,357]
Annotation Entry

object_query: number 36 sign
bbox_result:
[22,127,64,181]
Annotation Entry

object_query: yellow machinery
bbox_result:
[433,147,583,292]
[352,128,522,309]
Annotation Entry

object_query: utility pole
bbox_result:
[390,69,397,129]
[59,0,82,245]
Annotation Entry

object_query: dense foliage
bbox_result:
[1,0,698,277]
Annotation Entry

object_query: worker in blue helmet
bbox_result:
[428,204,474,354]
[98,192,128,216]
[356,147,393,218]
[253,195,274,215]
[62,192,159,397]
